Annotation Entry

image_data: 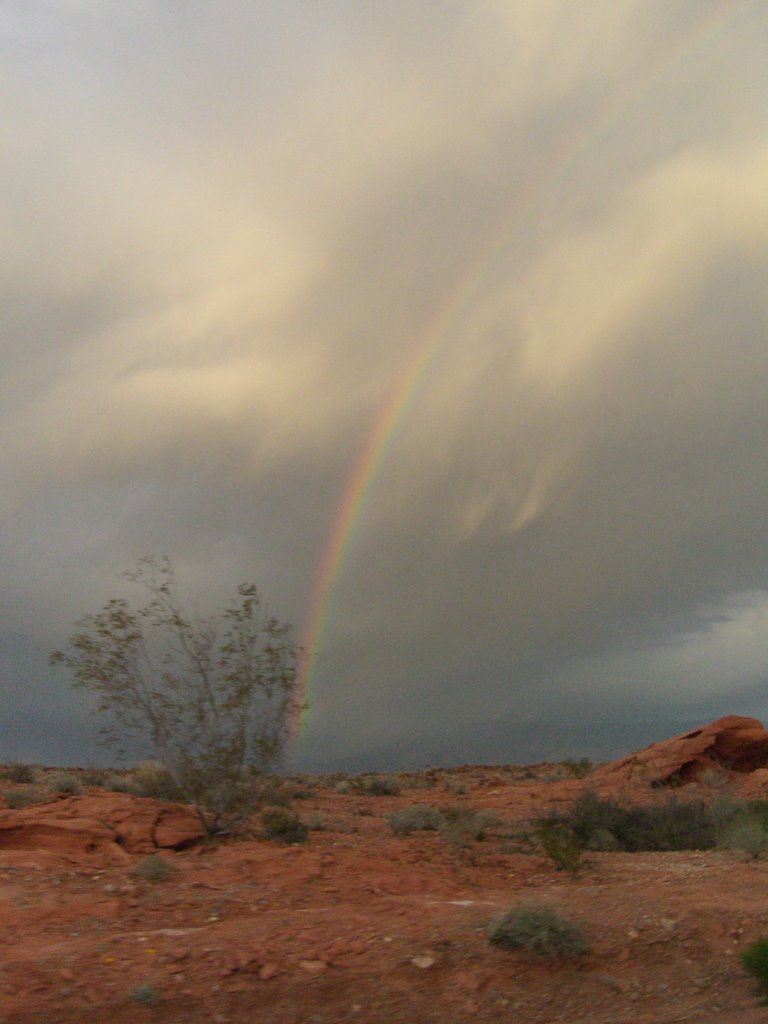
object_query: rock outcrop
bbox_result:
[0,790,205,863]
[593,715,768,786]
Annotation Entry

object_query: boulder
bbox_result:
[593,715,768,786]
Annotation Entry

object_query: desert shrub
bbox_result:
[260,806,308,843]
[80,767,108,787]
[2,763,36,784]
[537,824,582,876]
[542,790,716,853]
[561,757,592,779]
[443,778,468,795]
[46,771,82,796]
[334,780,352,794]
[741,937,768,1001]
[487,902,589,960]
[708,793,749,832]
[127,761,186,801]
[361,775,401,796]
[133,854,175,882]
[106,773,135,794]
[698,765,730,790]
[130,983,160,1005]
[747,801,768,830]
[718,817,768,859]
[388,804,444,836]
[303,811,327,831]
[3,789,45,809]
[439,806,499,860]
[50,557,303,837]
[586,827,619,852]
[251,777,293,808]
[441,806,499,840]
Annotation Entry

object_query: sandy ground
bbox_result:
[2,764,768,1024]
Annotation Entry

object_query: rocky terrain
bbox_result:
[3,716,768,1023]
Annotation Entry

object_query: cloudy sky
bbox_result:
[3,1,768,771]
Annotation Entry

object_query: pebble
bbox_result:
[411,956,436,969]
[299,959,327,975]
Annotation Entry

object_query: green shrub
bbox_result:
[441,806,499,841]
[561,757,592,779]
[747,800,768,830]
[741,936,768,1001]
[541,790,716,853]
[303,811,327,831]
[130,983,160,1005]
[487,902,589,960]
[698,765,730,790]
[133,854,175,883]
[334,780,352,794]
[2,763,36,784]
[260,806,308,843]
[443,778,468,795]
[3,789,44,809]
[254,778,294,807]
[47,772,82,796]
[537,824,582,876]
[361,775,401,796]
[708,793,748,832]
[126,761,186,801]
[388,804,444,835]
[586,827,619,852]
[718,817,768,859]
[80,767,108,787]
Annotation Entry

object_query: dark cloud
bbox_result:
[3,1,768,769]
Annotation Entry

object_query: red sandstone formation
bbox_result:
[0,791,205,865]
[593,714,768,786]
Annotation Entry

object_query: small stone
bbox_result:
[299,959,327,975]
[259,963,278,980]
[411,956,436,970]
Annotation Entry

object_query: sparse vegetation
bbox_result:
[487,902,589,960]
[121,761,186,801]
[537,823,583,876]
[388,803,444,835]
[46,771,82,796]
[561,757,592,779]
[3,789,45,809]
[132,854,175,883]
[80,767,108,787]
[2,763,37,784]
[50,556,304,836]
[540,790,716,853]
[259,805,308,843]
[443,778,468,795]
[360,774,401,796]
[718,817,768,859]
[741,937,768,1002]
[303,810,327,831]
[129,983,160,1005]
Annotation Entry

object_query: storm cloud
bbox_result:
[3,1,768,769]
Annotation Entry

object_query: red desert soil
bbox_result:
[3,716,768,1024]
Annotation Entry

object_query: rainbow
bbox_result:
[292,0,755,738]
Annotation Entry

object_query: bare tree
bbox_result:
[50,557,304,835]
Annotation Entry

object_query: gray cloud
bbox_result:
[3,1,768,769]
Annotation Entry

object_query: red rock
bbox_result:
[593,715,768,786]
[0,791,205,862]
